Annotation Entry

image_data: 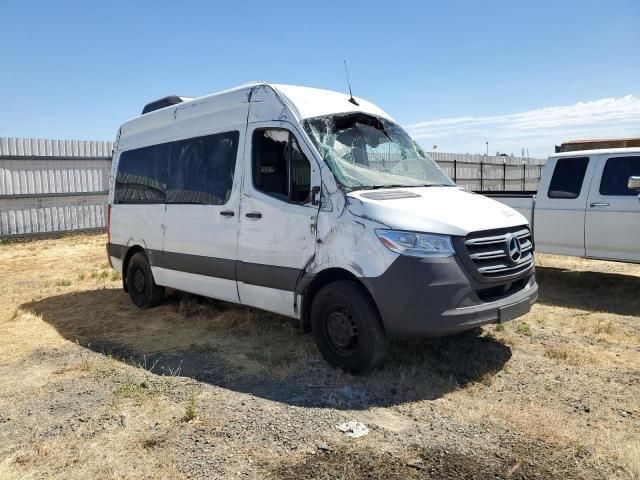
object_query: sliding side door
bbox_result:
[159,131,242,302]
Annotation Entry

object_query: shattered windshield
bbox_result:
[302,113,454,190]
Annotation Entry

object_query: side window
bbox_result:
[599,156,640,196]
[167,131,239,205]
[114,144,169,203]
[252,129,311,203]
[548,157,589,199]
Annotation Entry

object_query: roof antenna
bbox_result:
[343,60,360,106]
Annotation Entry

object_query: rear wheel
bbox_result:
[126,252,164,309]
[311,281,388,374]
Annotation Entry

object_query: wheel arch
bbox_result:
[121,245,146,292]
[299,267,381,333]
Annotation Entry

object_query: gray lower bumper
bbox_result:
[437,280,538,335]
[362,255,538,338]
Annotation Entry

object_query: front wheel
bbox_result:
[126,252,165,309]
[311,281,388,374]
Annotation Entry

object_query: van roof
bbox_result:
[270,83,393,122]
[119,82,393,141]
[549,147,640,158]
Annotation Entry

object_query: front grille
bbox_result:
[464,226,534,279]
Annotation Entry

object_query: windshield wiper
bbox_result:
[404,183,452,188]
[370,184,406,189]
[350,184,406,191]
[370,184,450,189]
[350,183,453,191]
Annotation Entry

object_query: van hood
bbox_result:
[346,187,528,236]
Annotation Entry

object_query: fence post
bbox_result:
[503,161,506,191]
[453,159,457,182]
[522,162,526,191]
[480,161,484,191]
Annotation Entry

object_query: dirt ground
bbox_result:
[0,233,638,479]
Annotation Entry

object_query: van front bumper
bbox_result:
[362,255,538,338]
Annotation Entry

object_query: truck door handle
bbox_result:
[589,202,610,207]
[220,210,235,217]
[245,212,262,220]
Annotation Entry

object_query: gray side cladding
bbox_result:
[107,243,301,292]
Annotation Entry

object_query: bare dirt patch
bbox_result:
[0,235,638,479]
[271,441,586,480]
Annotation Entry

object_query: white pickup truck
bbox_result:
[485,148,640,263]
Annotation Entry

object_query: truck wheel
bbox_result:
[311,281,388,374]
[126,252,164,309]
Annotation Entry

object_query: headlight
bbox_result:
[375,229,455,258]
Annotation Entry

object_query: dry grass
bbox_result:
[4,434,184,480]
[0,235,639,479]
[544,343,598,366]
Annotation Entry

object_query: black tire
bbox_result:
[126,252,165,309]
[311,280,388,374]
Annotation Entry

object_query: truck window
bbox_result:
[252,129,311,203]
[114,144,169,203]
[599,156,640,196]
[548,157,589,199]
[167,131,239,205]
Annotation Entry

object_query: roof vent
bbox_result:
[141,95,192,115]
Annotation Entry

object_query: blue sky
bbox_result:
[1,0,638,157]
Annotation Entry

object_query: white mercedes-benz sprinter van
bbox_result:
[107,82,538,373]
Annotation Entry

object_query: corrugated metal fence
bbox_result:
[0,137,546,238]
[0,138,112,238]
[430,152,546,192]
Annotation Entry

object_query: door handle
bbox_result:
[589,202,610,207]
[245,212,262,220]
[220,210,235,217]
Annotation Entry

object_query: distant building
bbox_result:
[555,137,640,153]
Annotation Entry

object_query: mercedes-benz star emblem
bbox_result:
[506,234,522,264]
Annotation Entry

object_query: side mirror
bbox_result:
[311,185,321,206]
[628,176,640,192]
